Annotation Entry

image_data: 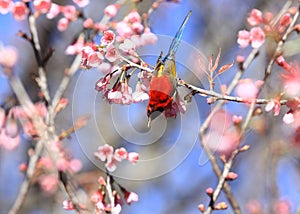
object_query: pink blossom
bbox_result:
[141,28,158,45]
[62,5,76,20]
[236,55,245,63]
[116,21,133,39]
[104,4,119,17]
[114,147,128,161]
[57,17,69,31]
[87,51,104,67]
[280,61,300,97]
[69,159,82,173]
[5,117,18,138]
[83,18,94,28]
[94,22,109,32]
[94,144,114,162]
[38,157,54,170]
[0,45,18,68]
[39,174,58,194]
[101,30,115,46]
[98,62,111,74]
[107,90,123,104]
[237,30,251,48]
[0,0,13,14]
[105,44,118,62]
[95,76,110,92]
[124,191,139,204]
[232,115,243,125]
[0,129,20,150]
[250,27,265,48]
[127,152,139,164]
[62,200,75,210]
[235,78,260,100]
[132,82,149,103]
[95,201,105,211]
[91,191,104,203]
[119,39,136,54]
[97,176,106,185]
[111,204,122,214]
[131,22,144,34]
[12,1,29,21]
[204,129,239,156]
[73,0,89,8]
[65,37,84,55]
[247,9,263,26]
[33,0,51,14]
[46,3,60,19]
[265,99,281,116]
[279,13,292,27]
[105,156,119,172]
[274,199,291,214]
[124,10,141,23]
[283,112,295,124]
[56,158,69,171]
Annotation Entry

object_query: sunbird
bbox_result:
[147,11,192,127]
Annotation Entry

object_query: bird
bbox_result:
[147,10,192,127]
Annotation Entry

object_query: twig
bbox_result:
[28,15,51,104]
[179,80,287,105]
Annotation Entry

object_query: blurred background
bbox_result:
[1,0,300,213]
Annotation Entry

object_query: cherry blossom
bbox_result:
[105,44,118,62]
[247,9,263,26]
[0,45,18,68]
[250,27,265,48]
[237,30,251,48]
[0,0,13,14]
[265,98,281,116]
[141,28,158,45]
[95,75,111,92]
[235,78,263,100]
[33,0,51,14]
[124,10,141,23]
[11,1,29,21]
[101,30,115,46]
[62,200,75,210]
[279,13,292,27]
[132,81,149,103]
[94,144,114,162]
[98,62,112,74]
[104,4,119,17]
[0,129,20,150]
[57,17,69,31]
[39,174,58,195]
[119,39,136,55]
[127,152,139,164]
[83,18,94,28]
[73,0,89,8]
[46,3,60,19]
[123,191,139,204]
[62,5,77,20]
[116,21,133,39]
[114,147,128,161]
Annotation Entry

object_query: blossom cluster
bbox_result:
[237,8,294,49]
[0,0,89,29]
[88,175,138,214]
[0,102,46,150]
[21,154,83,195]
[94,144,139,172]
